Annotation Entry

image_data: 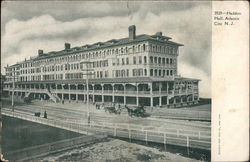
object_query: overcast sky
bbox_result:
[1,1,211,97]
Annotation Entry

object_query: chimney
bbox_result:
[128,25,136,40]
[65,43,71,50]
[155,32,162,36]
[38,49,43,56]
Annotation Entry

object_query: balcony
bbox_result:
[3,87,198,97]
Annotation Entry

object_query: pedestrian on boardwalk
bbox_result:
[44,110,47,119]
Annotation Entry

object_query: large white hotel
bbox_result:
[3,25,199,107]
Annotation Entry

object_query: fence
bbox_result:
[2,110,211,151]
[152,108,211,121]
[5,134,106,161]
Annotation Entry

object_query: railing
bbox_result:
[2,109,211,151]
[3,87,198,97]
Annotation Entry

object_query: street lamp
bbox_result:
[80,61,94,126]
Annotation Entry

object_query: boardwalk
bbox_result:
[2,109,210,151]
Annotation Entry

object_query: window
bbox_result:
[144,69,147,76]
[150,56,153,64]
[117,58,120,65]
[154,57,157,64]
[133,56,136,64]
[139,56,142,64]
[144,56,147,64]
[154,69,157,76]
[143,44,146,51]
[138,69,143,76]
[112,59,116,66]
[100,71,103,78]
[158,58,161,64]
[122,58,125,65]
[126,69,129,77]
[159,70,161,76]
[132,69,137,76]
[105,71,108,78]
[126,57,129,64]
[162,58,165,64]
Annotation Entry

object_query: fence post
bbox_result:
[102,123,104,134]
[198,131,201,139]
[164,133,166,151]
[114,124,117,137]
[186,136,190,156]
[164,133,166,144]
[129,128,131,142]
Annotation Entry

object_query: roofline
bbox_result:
[29,38,183,62]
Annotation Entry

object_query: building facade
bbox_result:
[3,25,199,107]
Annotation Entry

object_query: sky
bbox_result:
[1,1,212,97]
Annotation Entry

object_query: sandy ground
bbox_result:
[41,139,201,162]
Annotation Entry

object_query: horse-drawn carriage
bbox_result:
[104,104,122,114]
[125,105,146,117]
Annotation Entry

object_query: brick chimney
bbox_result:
[155,32,162,36]
[38,49,43,56]
[129,25,136,40]
[65,43,71,50]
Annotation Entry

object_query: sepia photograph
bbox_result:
[1,1,214,161]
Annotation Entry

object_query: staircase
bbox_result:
[45,89,60,103]
[25,92,31,98]
[52,93,61,102]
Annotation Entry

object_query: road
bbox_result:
[2,99,211,135]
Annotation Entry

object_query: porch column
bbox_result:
[76,84,78,102]
[123,84,126,105]
[101,84,104,103]
[192,82,194,101]
[55,84,58,95]
[173,97,176,105]
[173,82,176,106]
[136,83,139,106]
[166,82,169,105]
[69,84,71,101]
[159,82,162,107]
[150,82,153,107]
[62,84,65,100]
[197,81,200,101]
[84,84,86,102]
[92,84,95,103]
[112,84,115,102]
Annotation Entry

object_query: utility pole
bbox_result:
[11,70,16,112]
[80,60,94,126]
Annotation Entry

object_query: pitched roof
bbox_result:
[32,34,183,61]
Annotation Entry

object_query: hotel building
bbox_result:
[3,25,199,107]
